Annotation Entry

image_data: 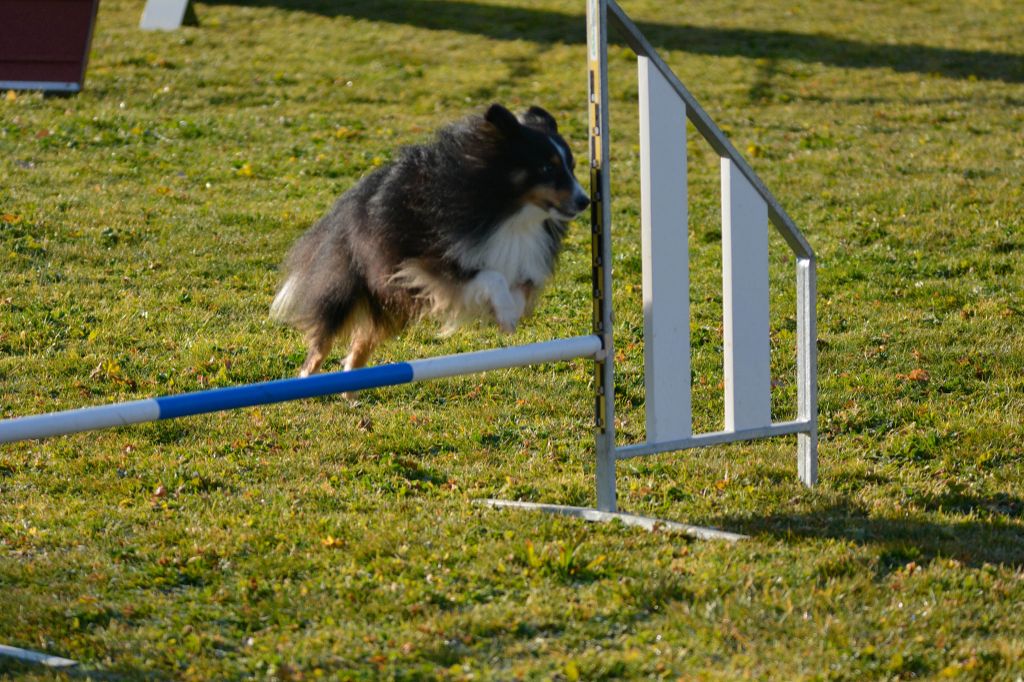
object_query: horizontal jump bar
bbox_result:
[0,335,603,444]
[615,419,814,460]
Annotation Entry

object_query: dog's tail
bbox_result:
[269,244,365,339]
[270,223,340,329]
[269,275,300,324]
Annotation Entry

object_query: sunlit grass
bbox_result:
[2,0,1023,678]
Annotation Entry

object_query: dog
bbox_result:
[270,103,590,377]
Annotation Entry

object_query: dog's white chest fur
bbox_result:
[464,204,554,286]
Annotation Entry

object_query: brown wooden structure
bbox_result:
[0,0,101,93]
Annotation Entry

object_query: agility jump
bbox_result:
[0,0,816,538]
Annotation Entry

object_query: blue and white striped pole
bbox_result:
[0,336,602,444]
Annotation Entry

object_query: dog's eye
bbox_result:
[540,163,554,176]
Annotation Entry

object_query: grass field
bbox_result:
[2,0,1024,679]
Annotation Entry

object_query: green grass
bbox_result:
[2,0,1023,678]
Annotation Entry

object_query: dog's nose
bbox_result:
[574,193,591,212]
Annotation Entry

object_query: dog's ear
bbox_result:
[485,103,521,138]
[521,106,558,134]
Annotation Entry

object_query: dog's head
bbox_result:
[485,103,590,222]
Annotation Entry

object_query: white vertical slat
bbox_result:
[721,157,771,431]
[140,0,195,30]
[639,56,692,443]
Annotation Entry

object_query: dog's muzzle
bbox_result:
[554,180,590,220]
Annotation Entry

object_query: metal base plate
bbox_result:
[0,644,77,669]
[477,499,747,542]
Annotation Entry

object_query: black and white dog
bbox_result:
[271,104,589,377]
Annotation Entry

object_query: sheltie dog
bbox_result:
[270,103,590,377]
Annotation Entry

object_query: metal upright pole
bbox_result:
[588,0,617,512]
[797,256,818,486]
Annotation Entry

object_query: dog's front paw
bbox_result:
[494,307,520,334]
[493,300,522,334]
[494,287,526,333]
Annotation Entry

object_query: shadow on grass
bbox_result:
[202,0,1024,84]
[712,493,1024,570]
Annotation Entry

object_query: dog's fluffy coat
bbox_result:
[271,104,589,377]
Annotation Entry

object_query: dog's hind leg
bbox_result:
[338,299,384,372]
[299,325,335,378]
[343,332,378,372]
[339,319,389,401]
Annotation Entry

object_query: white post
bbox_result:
[721,158,771,431]
[638,56,692,444]
[797,257,818,485]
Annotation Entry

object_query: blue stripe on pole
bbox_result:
[155,363,414,419]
